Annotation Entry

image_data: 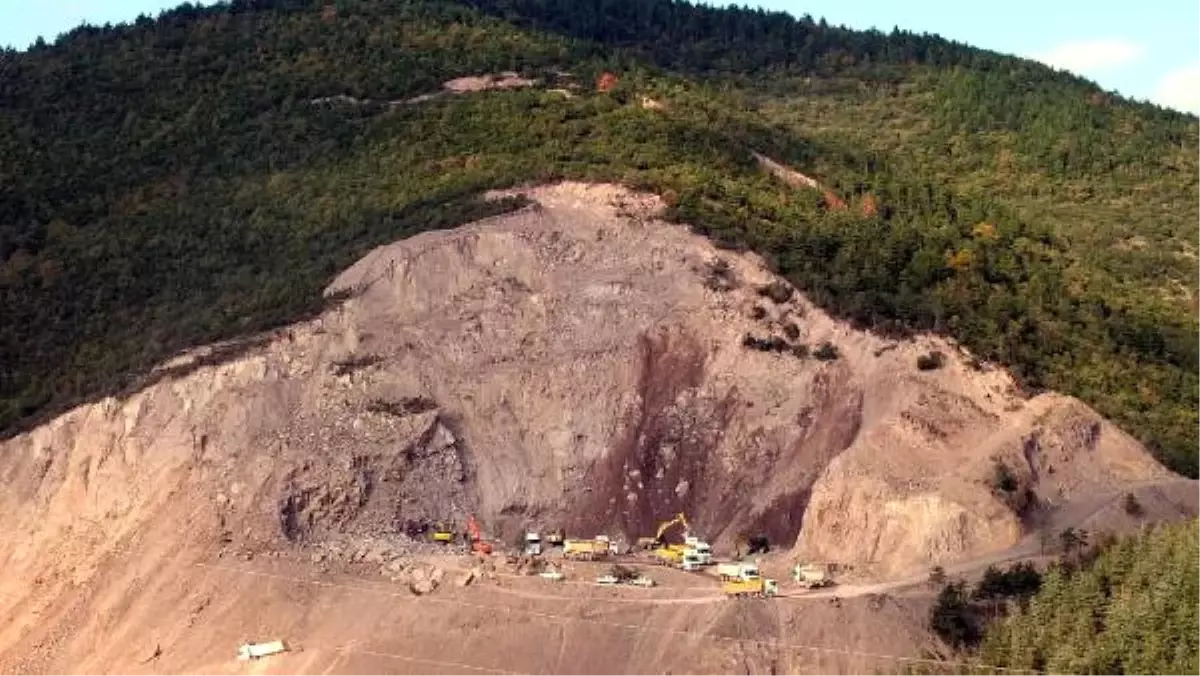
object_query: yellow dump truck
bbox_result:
[653,545,686,565]
[723,577,779,598]
[563,536,615,561]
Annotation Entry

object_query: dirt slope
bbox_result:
[0,181,1191,673]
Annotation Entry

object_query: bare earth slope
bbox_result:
[0,182,1192,673]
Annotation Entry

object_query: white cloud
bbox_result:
[1153,64,1200,114]
[1032,39,1143,74]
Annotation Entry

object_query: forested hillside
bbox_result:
[980,519,1198,674]
[0,0,1196,475]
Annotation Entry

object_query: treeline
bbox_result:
[0,0,1196,476]
[980,520,1198,673]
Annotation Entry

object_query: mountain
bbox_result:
[0,181,1193,673]
[1,0,1196,480]
[1,4,1198,669]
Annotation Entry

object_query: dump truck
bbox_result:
[653,545,685,566]
[723,577,779,598]
[683,536,713,564]
[655,541,713,569]
[717,562,761,582]
[645,512,712,568]
[792,562,833,589]
[681,551,710,571]
[238,640,288,661]
[563,535,616,561]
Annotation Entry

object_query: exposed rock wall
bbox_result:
[0,181,1181,601]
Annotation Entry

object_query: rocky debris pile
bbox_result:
[271,394,477,546]
[307,533,466,567]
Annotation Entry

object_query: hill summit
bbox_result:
[1,0,1195,477]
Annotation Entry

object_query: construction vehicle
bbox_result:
[720,560,779,597]
[734,534,770,559]
[685,537,713,564]
[723,577,779,598]
[546,529,565,548]
[792,562,833,589]
[524,532,543,556]
[653,545,685,566]
[431,521,456,544]
[237,640,288,661]
[681,549,712,571]
[717,562,761,582]
[681,552,704,571]
[644,512,714,569]
[596,574,620,585]
[654,536,712,569]
[563,535,616,561]
[466,514,493,556]
[646,512,691,548]
[654,538,712,569]
[630,574,656,587]
[540,566,565,582]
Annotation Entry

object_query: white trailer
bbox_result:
[238,640,288,661]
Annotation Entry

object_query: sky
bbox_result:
[0,0,1196,113]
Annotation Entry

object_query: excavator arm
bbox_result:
[653,512,690,544]
[465,513,493,555]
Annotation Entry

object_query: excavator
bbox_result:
[637,512,691,550]
[640,512,712,568]
[733,533,770,559]
[466,513,493,556]
[431,521,456,544]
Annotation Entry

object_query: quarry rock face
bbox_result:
[0,183,1186,671]
[0,183,1178,572]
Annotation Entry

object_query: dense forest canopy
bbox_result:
[980,519,1199,674]
[0,0,1196,476]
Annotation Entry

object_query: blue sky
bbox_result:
[2,0,1197,113]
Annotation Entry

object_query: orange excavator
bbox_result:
[466,513,494,556]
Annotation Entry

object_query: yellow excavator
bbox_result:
[639,513,711,568]
[431,521,455,544]
[636,512,690,550]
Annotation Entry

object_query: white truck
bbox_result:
[238,640,288,661]
[792,562,833,589]
[718,562,761,582]
[524,532,543,556]
[685,537,713,564]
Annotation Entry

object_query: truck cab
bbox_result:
[718,562,761,581]
[684,537,713,565]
